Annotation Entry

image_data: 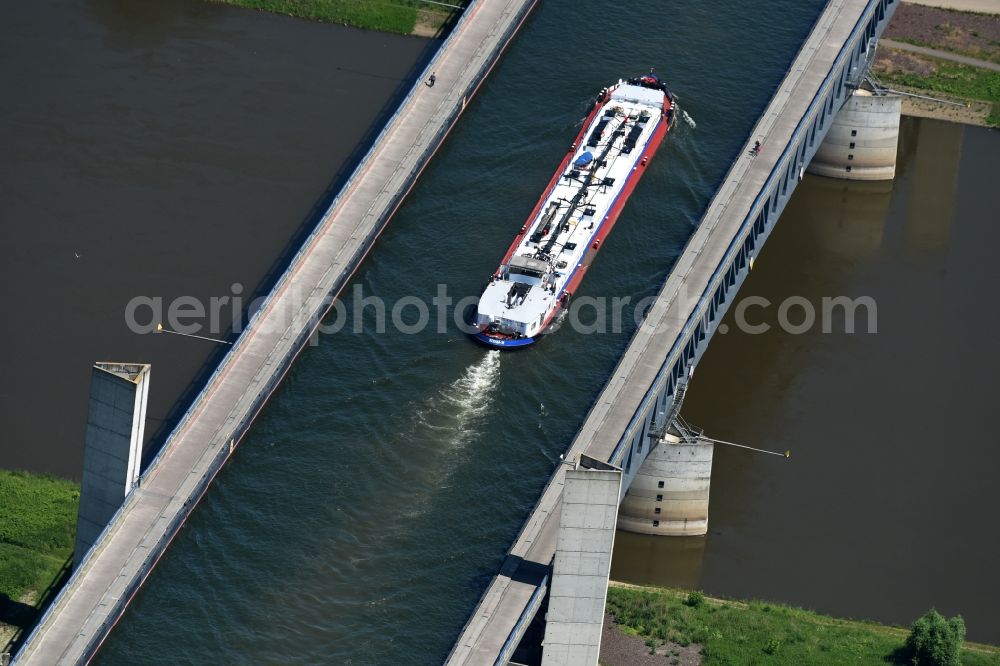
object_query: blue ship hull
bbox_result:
[472,332,536,349]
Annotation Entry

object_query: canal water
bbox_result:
[612,116,1000,641]
[87,1,837,663]
[5,0,995,662]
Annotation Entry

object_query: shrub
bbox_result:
[684,590,705,608]
[905,608,966,666]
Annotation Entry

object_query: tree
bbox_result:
[905,608,966,666]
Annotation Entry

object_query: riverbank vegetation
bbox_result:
[875,3,1000,127]
[605,584,1000,665]
[1,470,78,647]
[206,0,467,36]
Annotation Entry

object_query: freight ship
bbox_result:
[473,72,676,348]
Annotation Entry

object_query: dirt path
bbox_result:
[880,38,1000,70]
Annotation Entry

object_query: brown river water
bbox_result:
[611,116,1000,641]
[0,0,432,477]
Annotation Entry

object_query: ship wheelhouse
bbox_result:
[506,255,549,282]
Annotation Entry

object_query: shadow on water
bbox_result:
[140,34,443,468]
[610,531,707,591]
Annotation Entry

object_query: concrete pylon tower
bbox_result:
[542,457,622,665]
[74,362,151,568]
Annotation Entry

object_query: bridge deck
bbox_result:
[14,1,538,663]
[445,1,872,662]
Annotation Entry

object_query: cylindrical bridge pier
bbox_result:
[618,433,714,537]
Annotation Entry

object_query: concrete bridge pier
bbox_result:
[808,87,902,180]
[618,431,714,537]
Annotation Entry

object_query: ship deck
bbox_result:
[477,81,670,337]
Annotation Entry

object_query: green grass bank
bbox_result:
[879,58,1000,125]
[606,583,1000,665]
[1,470,78,648]
[205,0,464,36]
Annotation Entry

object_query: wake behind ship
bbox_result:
[473,72,676,348]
